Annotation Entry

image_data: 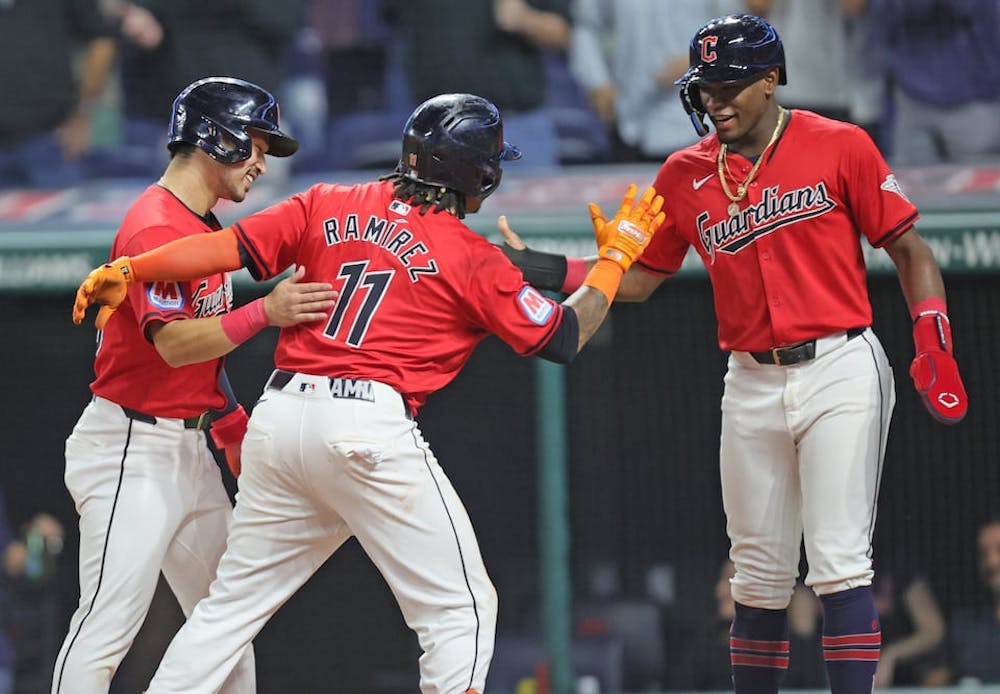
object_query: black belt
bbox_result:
[749,327,867,366]
[266,370,376,402]
[121,406,213,430]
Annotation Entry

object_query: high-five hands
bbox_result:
[591,184,665,271]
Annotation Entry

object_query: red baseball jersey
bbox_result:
[91,185,232,417]
[233,180,565,413]
[641,109,919,352]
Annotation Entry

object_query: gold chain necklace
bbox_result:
[717,106,786,217]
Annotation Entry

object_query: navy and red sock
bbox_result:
[730,602,789,694]
[820,586,881,694]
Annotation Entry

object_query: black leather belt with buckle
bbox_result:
[750,327,867,366]
[121,406,213,430]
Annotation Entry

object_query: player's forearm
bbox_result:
[884,230,946,312]
[149,317,238,367]
[130,227,242,281]
[564,286,611,351]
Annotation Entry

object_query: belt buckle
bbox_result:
[770,347,784,366]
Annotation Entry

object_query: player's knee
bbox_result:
[809,574,873,597]
[731,570,796,610]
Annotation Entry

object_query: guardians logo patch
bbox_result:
[517,286,555,325]
[147,281,184,310]
[697,182,837,263]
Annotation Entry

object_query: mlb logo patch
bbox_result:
[147,281,184,310]
[517,286,555,325]
[389,199,412,216]
[880,174,911,202]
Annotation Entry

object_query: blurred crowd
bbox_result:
[555,517,1000,691]
[2,0,999,190]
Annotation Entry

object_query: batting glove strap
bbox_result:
[912,311,952,354]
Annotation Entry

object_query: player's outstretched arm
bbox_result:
[72,227,243,326]
[498,186,666,302]
[147,266,336,367]
[563,185,665,351]
[884,230,968,424]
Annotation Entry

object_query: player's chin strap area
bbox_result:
[679,83,710,137]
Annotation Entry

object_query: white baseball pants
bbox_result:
[53,395,255,693]
[720,328,896,608]
[147,372,497,694]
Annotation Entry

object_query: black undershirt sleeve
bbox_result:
[537,305,580,364]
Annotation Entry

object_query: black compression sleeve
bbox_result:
[500,244,568,292]
[537,306,580,365]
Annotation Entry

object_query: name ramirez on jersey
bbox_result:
[322,213,439,283]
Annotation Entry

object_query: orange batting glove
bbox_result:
[583,185,665,303]
[587,183,639,249]
[596,185,664,272]
[72,256,136,327]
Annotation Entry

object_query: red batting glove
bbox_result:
[910,308,968,425]
[210,406,249,477]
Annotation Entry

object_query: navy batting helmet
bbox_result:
[168,77,299,163]
[675,14,787,136]
[396,93,521,201]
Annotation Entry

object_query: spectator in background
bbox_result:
[670,562,828,691]
[0,0,116,188]
[668,559,735,691]
[113,0,306,177]
[0,488,65,694]
[382,0,571,169]
[743,0,884,145]
[276,0,398,170]
[310,0,394,121]
[947,517,1000,685]
[569,0,741,163]
[871,563,949,687]
[866,0,1000,166]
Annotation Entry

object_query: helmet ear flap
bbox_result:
[679,82,709,137]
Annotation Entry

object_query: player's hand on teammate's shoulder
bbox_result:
[262,265,338,328]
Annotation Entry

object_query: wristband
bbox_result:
[910,296,947,321]
[561,257,587,294]
[583,258,625,304]
[220,298,268,345]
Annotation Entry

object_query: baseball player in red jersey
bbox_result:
[72,92,664,694]
[499,14,968,694]
[55,77,336,693]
